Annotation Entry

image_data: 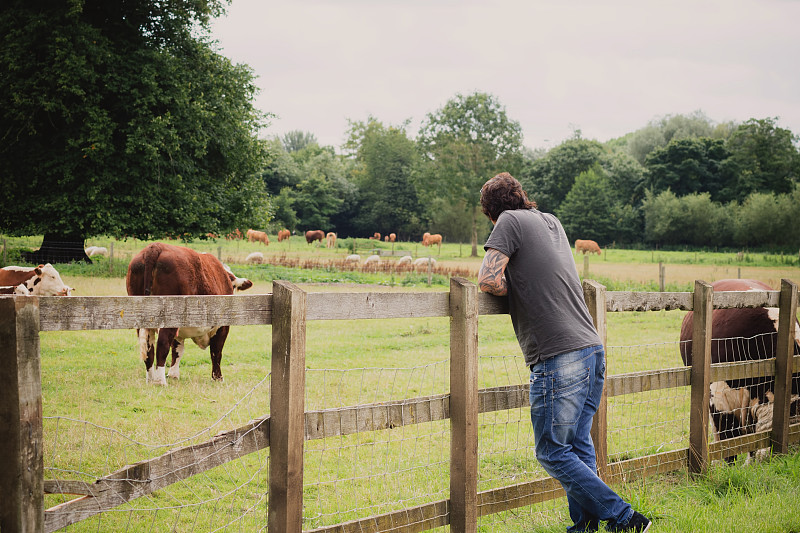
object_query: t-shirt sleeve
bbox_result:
[483,212,519,258]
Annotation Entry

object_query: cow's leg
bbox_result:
[208,326,230,382]
[168,338,184,380]
[138,328,158,383]
[152,327,177,386]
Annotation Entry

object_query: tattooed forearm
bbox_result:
[478,248,509,296]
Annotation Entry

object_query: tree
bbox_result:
[519,139,605,213]
[0,0,270,262]
[556,166,617,244]
[644,137,733,200]
[284,144,350,231]
[260,138,302,195]
[344,117,424,239]
[417,92,523,256]
[281,130,318,153]
[721,117,800,202]
[627,111,716,164]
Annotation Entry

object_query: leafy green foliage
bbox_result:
[720,117,800,202]
[644,137,733,200]
[557,166,618,244]
[519,138,605,213]
[344,118,424,239]
[0,0,271,239]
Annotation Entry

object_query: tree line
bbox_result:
[2,1,798,261]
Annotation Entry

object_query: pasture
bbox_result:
[4,234,800,531]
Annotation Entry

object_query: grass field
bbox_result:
[5,234,800,531]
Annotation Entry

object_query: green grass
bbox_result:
[6,237,799,531]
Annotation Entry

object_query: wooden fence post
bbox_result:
[450,278,479,533]
[583,280,608,480]
[659,262,665,292]
[689,280,713,475]
[771,279,798,455]
[583,254,589,278]
[269,281,307,532]
[109,242,114,276]
[0,297,44,532]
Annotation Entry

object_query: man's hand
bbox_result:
[478,248,509,296]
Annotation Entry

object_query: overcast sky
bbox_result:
[209,0,800,152]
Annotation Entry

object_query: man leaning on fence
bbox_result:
[477,172,652,533]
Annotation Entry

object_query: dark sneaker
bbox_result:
[616,510,651,532]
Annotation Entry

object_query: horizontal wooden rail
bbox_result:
[32,288,783,331]
[606,290,780,312]
[44,418,270,532]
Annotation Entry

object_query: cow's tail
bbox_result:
[140,244,163,296]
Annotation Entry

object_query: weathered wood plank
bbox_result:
[449,278,479,532]
[772,279,798,454]
[305,396,451,440]
[477,476,564,517]
[713,290,780,309]
[606,367,690,397]
[479,385,528,413]
[604,289,779,312]
[605,449,688,485]
[607,291,692,312]
[584,280,609,480]
[43,418,270,532]
[709,359,775,382]
[269,281,307,533]
[44,481,97,496]
[306,292,450,320]
[478,293,509,315]
[0,297,44,533]
[709,431,772,461]
[38,295,272,331]
[305,500,450,533]
[36,291,510,331]
[689,281,713,475]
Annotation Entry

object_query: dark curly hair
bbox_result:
[480,172,536,221]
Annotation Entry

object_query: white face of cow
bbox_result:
[27,264,73,296]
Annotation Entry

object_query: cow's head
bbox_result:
[25,264,73,296]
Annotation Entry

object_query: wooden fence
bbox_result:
[1,278,798,533]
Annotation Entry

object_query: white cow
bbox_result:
[245,252,264,264]
[413,257,437,267]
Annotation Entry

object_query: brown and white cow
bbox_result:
[305,230,325,244]
[0,264,73,296]
[126,243,253,385]
[680,279,800,446]
[326,232,337,248]
[575,239,602,255]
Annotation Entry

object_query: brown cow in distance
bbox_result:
[126,243,253,385]
[326,232,337,248]
[575,239,601,255]
[422,233,442,251]
[305,230,325,244]
[278,229,291,242]
[246,229,270,245]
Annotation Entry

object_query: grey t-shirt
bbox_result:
[484,208,601,366]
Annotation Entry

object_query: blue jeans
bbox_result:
[530,345,633,532]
